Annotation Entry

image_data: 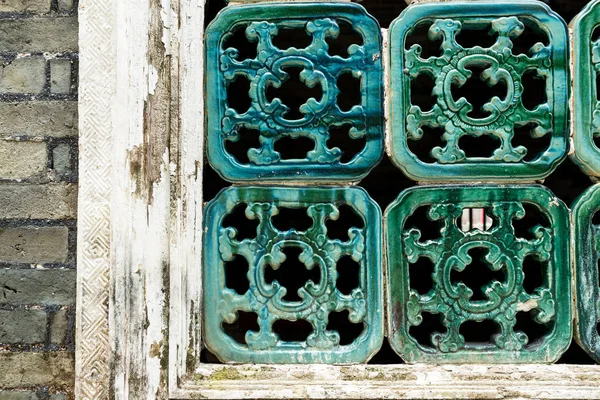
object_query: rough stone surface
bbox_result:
[0,0,77,395]
[0,102,77,138]
[50,309,67,345]
[0,183,77,219]
[0,57,45,94]
[0,309,46,344]
[0,226,68,264]
[52,143,71,177]
[0,352,74,388]
[0,0,50,13]
[50,59,71,94]
[0,17,77,52]
[56,0,73,12]
[0,141,47,179]
[0,269,75,305]
[0,391,39,400]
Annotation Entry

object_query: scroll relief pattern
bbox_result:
[403,202,554,352]
[221,20,369,165]
[386,186,572,363]
[218,202,367,350]
[405,17,552,164]
[205,3,383,182]
[203,187,383,364]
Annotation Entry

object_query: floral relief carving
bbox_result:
[405,17,552,164]
[389,1,568,181]
[206,3,383,182]
[386,185,572,363]
[403,202,554,353]
[203,186,383,363]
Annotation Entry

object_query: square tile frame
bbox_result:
[570,0,600,177]
[202,186,383,364]
[205,2,384,183]
[572,184,600,363]
[387,0,569,182]
[385,184,572,364]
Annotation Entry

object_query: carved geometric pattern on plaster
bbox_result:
[202,186,383,363]
[572,184,600,363]
[76,0,113,398]
[570,0,600,177]
[385,185,572,363]
[205,3,383,183]
[388,1,568,182]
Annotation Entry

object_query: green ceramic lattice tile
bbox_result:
[205,3,384,183]
[572,184,600,363]
[385,185,572,363]
[570,0,600,178]
[203,186,383,363]
[388,1,569,182]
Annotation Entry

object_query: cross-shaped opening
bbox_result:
[451,64,508,119]
[264,246,321,302]
[266,66,323,120]
[450,247,505,302]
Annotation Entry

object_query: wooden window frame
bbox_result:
[75,0,600,398]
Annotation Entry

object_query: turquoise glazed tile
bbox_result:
[205,3,383,183]
[572,184,600,363]
[388,1,569,182]
[570,0,600,178]
[385,185,572,363]
[203,186,383,363]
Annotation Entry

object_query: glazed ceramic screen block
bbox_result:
[570,0,600,177]
[385,185,571,363]
[202,186,383,363]
[205,3,384,183]
[572,184,600,363]
[388,1,569,182]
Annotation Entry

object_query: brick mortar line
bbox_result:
[0,263,77,270]
[0,53,79,60]
[0,304,70,311]
[0,178,77,185]
[0,93,77,102]
[0,344,72,352]
[0,219,76,228]
[0,12,77,18]
[5,135,77,141]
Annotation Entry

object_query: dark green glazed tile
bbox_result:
[572,184,600,363]
[570,0,600,178]
[385,185,572,363]
[205,3,383,183]
[203,186,383,363]
[388,1,569,182]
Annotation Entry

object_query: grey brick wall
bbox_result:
[0,0,77,398]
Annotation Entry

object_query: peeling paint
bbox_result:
[148,64,159,95]
[150,341,162,358]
